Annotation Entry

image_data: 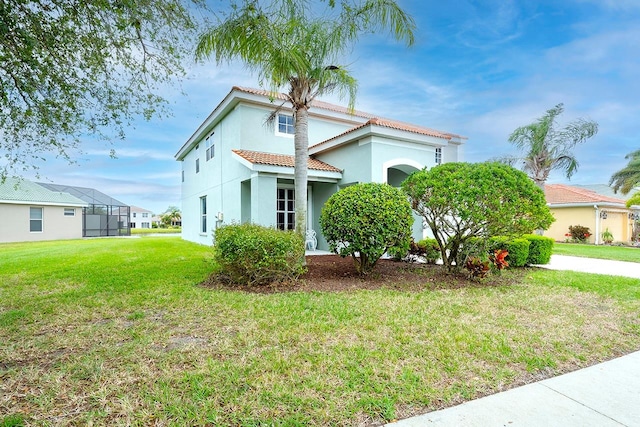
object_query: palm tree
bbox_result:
[609,149,640,195]
[505,103,598,190]
[195,0,415,237]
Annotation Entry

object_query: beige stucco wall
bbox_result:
[545,206,632,243]
[0,203,83,243]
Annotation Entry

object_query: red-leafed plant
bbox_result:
[465,256,490,279]
[490,249,509,270]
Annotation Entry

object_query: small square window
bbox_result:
[277,114,295,135]
[64,208,75,216]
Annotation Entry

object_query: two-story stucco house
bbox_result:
[129,206,154,229]
[175,86,466,249]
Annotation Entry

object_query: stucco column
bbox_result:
[250,174,277,227]
[594,205,600,245]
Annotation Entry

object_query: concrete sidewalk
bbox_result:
[387,350,640,426]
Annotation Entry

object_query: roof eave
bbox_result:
[310,123,450,155]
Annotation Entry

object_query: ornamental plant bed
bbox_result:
[201,254,522,293]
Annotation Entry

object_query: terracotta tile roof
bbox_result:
[233,86,465,142]
[545,184,627,205]
[232,149,342,173]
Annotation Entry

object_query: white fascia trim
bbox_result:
[0,200,88,207]
[310,123,449,155]
[233,152,342,181]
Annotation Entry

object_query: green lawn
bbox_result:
[130,227,181,235]
[553,242,640,263]
[1,238,640,426]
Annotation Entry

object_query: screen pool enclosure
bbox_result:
[37,183,131,237]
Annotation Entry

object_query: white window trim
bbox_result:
[200,196,207,235]
[206,134,214,161]
[64,208,75,217]
[30,207,43,233]
[275,113,295,138]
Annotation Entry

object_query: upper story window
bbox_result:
[277,113,295,136]
[196,158,200,173]
[142,213,148,218]
[435,147,442,165]
[133,212,137,218]
[206,133,215,161]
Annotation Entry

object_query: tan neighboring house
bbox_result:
[0,179,87,243]
[544,184,640,244]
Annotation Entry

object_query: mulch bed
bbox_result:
[201,255,523,293]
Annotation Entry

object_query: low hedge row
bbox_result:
[463,234,554,267]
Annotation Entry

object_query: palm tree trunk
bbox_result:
[294,106,309,238]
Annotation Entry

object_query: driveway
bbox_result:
[537,254,640,279]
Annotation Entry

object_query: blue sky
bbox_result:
[26,0,640,214]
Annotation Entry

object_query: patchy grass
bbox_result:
[553,242,640,263]
[1,238,639,426]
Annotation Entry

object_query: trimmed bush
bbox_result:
[488,237,530,268]
[213,223,306,285]
[320,183,413,275]
[523,234,554,265]
[568,225,591,243]
[417,238,441,264]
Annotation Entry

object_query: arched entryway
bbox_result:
[382,159,422,186]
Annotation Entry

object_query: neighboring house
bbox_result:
[36,183,131,237]
[544,184,640,244]
[175,86,466,249]
[0,178,87,243]
[129,206,154,229]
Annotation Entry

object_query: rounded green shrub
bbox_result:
[213,223,306,285]
[417,238,441,264]
[319,183,413,275]
[488,237,530,268]
[523,234,554,265]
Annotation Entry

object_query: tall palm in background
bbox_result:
[195,0,415,237]
[503,103,598,190]
[609,149,640,195]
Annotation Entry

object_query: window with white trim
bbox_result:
[435,147,442,165]
[277,188,295,230]
[141,222,150,228]
[142,213,148,218]
[200,196,207,233]
[277,113,294,135]
[206,134,214,161]
[30,207,43,232]
[196,158,200,173]
[64,208,75,216]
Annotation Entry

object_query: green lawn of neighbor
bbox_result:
[553,242,640,263]
[1,237,639,426]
